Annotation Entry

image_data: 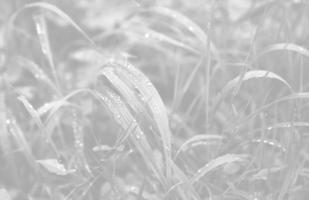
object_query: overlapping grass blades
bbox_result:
[14,56,58,93]
[24,86,170,193]
[140,6,213,51]
[93,86,168,187]
[33,13,60,93]
[174,134,225,159]
[5,2,94,46]
[99,61,172,178]
[225,92,309,131]
[212,70,293,115]
[190,154,248,184]
[97,62,203,199]
[17,95,59,157]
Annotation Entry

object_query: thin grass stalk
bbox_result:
[33,14,61,95]
[204,0,216,130]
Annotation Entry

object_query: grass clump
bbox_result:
[1,0,309,199]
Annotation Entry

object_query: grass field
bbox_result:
[1,0,309,199]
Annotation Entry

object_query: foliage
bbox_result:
[1,0,309,199]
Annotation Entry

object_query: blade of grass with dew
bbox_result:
[33,14,61,94]
[231,4,275,104]
[267,121,309,130]
[37,99,72,117]
[259,43,309,58]
[190,154,248,184]
[100,65,167,150]
[14,56,58,93]
[212,70,293,115]
[165,160,201,200]
[250,138,286,152]
[138,6,218,112]
[174,134,225,159]
[17,95,59,157]
[31,86,169,192]
[125,25,201,55]
[251,166,284,181]
[93,86,169,189]
[6,115,38,171]
[4,2,94,46]
[71,109,88,169]
[143,7,215,53]
[109,61,173,178]
[100,65,154,123]
[224,92,309,131]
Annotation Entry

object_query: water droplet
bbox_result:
[34,74,40,79]
[6,119,11,125]
[144,33,150,38]
[188,26,194,31]
[75,140,84,148]
[135,131,144,139]
[128,186,139,194]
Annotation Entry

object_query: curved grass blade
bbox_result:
[126,25,201,54]
[225,92,309,131]
[191,154,248,184]
[6,115,38,171]
[174,134,225,159]
[212,70,293,115]
[33,87,168,187]
[165,161,201,200]
[143,7,210,48]
[33,14,60,93]
[17,96,59,156]
[100,65,166,147]
[108,61,172,177]
[5,2,94,46]
[245,138,286,152]
[37,100,71,117]
[223,70,292,94]
[267,121,309,130]
[251,166,284,181]
[259,43,309,58]
[100,66,153,122]
[14,56,58,93]
[93,86,168,188]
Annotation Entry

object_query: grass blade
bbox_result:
[101,61,173,178]
[174,134,224,159]
[5,2,94,46]
[33,14,61,94]
[93,86,168,188]
[259,43,309,58]
[212,70,293,115]
[14,56,58,93]
[191,154,247,184]
[17,95,59,156]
